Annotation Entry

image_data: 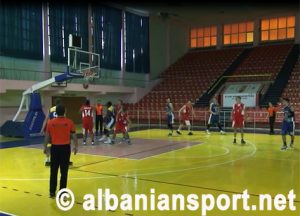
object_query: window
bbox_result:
[92,5,122,70]
[223,21,254,45]
[124,12,149,73]
[190,26,217,48]
[261,16,295,41]
[48,3,88,63]
[0,3,43,59]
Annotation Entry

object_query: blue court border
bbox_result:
[0,137,44,149]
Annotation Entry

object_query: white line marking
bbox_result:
[129,141,257,177]
[145,146,230,159]
[0,141,257,181]
[0,211,17,216]
[0,176,116,181]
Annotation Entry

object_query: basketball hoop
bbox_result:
[83,68,97,83]
[81,68,97,89]
[67,48,100,83]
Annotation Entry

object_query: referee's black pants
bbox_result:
[269,116,275,133]
[50,144,71,195]
[95,115,103,135]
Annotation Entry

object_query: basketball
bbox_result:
[83,83,89,89]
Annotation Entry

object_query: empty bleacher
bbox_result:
[281,55,300,109]
[228,44,292,82]
[126,48,243,112]
[125,44,299,127]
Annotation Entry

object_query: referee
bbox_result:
[43,104,78,198]
[267,102,277,134]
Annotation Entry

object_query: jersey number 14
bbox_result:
[83,109,91,117]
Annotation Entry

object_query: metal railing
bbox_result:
[126,109,299,133]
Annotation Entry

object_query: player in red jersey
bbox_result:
[115,99,124,115]
[231,96,246,144]
[80,99,95,145]
[176,100,195,135]
[111,107,131,145]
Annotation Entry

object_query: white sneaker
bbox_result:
[91,142,94,145]
[98,136,106,142]
[206,130,211,135]
[220,130,226,135]
[104,138,111,144]
[83,142,86,145]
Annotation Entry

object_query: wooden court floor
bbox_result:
[0,129,299,216]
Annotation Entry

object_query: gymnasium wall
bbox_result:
[50,95,126,124]
[187,5,298,28]
[0,91,131,126]
[48,93,132,124]
[0,5,153,127]
[1,5,298,84]
[148,4,299,80]
[1,4,299,127]
[0,76,156,126]
[149,15,189,79]
[0,56,46,81]
[0,91,33,125]
[0,59,148,86]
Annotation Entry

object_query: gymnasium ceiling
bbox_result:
[112,2,299,26]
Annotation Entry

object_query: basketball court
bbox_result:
[0,2,299,216]
[0,129,299,216]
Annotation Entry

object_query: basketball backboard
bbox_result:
[67,48,100,79]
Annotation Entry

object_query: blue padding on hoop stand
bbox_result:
[29,92,43,110]
[55,67,83,82]
[23,93,45,138]
[0,120,24,137]
[0,93,45,138]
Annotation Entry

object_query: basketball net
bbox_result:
[83,68,96,84]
